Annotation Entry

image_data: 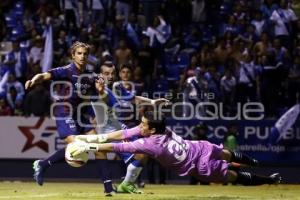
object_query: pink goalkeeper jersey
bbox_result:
[112,126,227,178]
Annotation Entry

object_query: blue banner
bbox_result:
[167,119,300,166]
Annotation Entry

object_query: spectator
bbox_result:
[1,0,300,118]
[214,37,232,70]
[236,50,261,104]
[116,64,134,90]
[270,0,298,49]
[22,8,35,32]
[142,15,171,48]
[223,123,239,186]
[125,13,141,50]
[239,24,259,47]
[114,39,133,69]
[224,123,239,151]
[3,39,28,83]
[183,67,208,117]
[220,69,236,116]
[13,97,24,116]
[184,26,201,51]
[60,0,80,29]
[191,0,206,24]
[261,49,283,116]
[233,1,246,21]
[87,43,100,72]
[139,0,162,26]
[87,0,105,27]
[110,14,127,49]
[6,86,23,115]
[28,35,44,71]
[132,67,145,95]
[51,9,64,31]
[261,0,278,20]
[115,0,131,24]
[26,60,42,81]
[180,55,199,90]
[251,11,267,37]
[221,15,238,37]
[287,55,300,105]
[253,32,272,57]
[5,73,25,101]
[271,38,290,66]
[0,98,12,116]
[191,122,209,141]
[137,36,157,89]
[206,66,221,102]
[53,30,68,67]
[230,38,246,63]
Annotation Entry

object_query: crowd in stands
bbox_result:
[0,0,299,118]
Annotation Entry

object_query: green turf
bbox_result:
[0,182,299,200]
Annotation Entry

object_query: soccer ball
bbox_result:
[65,141,89,167]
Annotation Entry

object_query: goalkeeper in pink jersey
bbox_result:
[72,111,281,185]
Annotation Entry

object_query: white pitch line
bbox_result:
[0,193,60,199]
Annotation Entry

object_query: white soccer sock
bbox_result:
[123,163,142,183]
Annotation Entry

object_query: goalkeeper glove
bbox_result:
[75,134,108,143]
[69,142,100,157]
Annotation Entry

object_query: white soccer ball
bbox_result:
[65,141,89,167]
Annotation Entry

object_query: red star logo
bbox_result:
[19,118,56,152]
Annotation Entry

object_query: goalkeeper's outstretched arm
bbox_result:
[75,130,124,143]
[70,142,114,157]
[75,125,142,143]
[70,140,143,157]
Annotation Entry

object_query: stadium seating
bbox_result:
[176,52,190,69]
[151,78,169,96]
[165,64,181,82]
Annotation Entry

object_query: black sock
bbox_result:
[39,148,65,169]
[235,171,275,186]
[230,151,258,166]
[95,159,113,193]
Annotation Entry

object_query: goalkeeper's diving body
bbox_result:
[72,111,282,185]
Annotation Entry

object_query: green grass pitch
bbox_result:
[0,182,300,200]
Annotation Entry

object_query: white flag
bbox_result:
[42,21,53,72]
[271,104,300,143]
[275,104,300,134]
[0,71,9,93]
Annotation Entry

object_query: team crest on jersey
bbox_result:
[74,82,91,91]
